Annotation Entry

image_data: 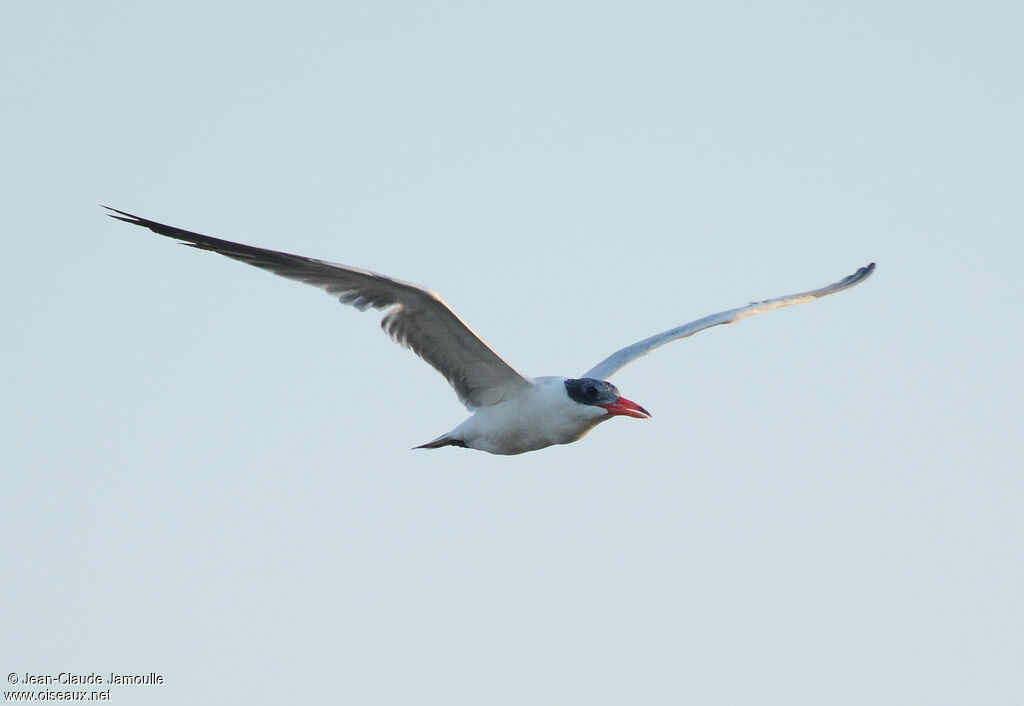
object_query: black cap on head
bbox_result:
[564,378,620,406]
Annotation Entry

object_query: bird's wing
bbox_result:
[581,263,875,380]
[105,207,531,409]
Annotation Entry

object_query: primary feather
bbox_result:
[104,206,530,409]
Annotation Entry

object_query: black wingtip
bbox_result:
[843,262,876,287]
[102,205,146,226]
[102,205,302,260]
[101,205,132,218]
[102,205,214,249]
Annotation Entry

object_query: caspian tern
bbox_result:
[106,207,874,455]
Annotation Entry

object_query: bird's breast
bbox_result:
[455,380,609,455]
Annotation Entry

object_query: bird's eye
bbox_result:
[584,384,597,397]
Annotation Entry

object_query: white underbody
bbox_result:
[441,376,612,455]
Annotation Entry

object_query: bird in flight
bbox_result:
[106,207,874,455]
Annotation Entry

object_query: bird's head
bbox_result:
[563,378,651,420]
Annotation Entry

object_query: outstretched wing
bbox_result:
[582,263,875,380]
[106,207,531,409]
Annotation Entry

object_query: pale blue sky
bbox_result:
[2,1,1021,704]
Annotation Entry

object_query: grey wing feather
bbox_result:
[582,263,875,380]
[105,207,531,409]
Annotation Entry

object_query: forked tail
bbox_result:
[413,434,468,450]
